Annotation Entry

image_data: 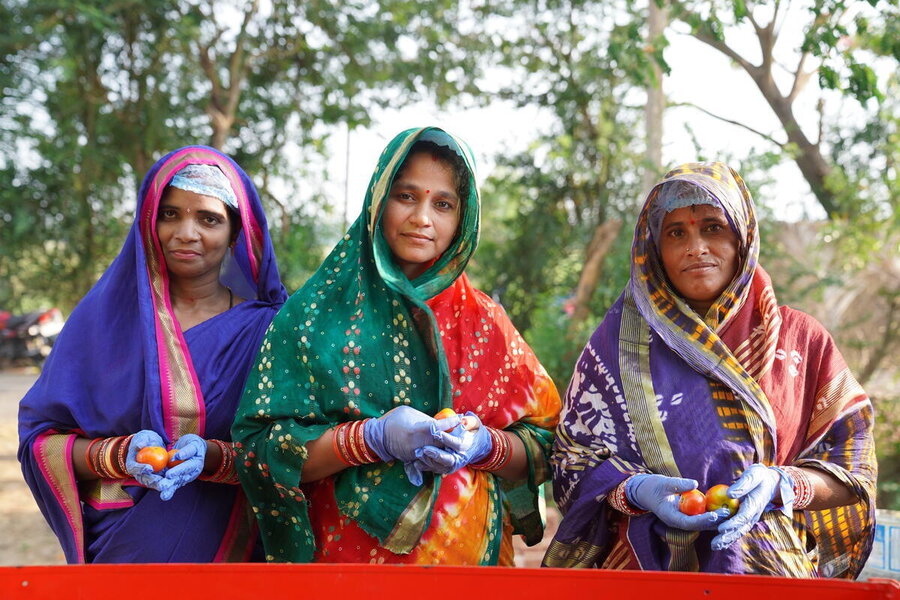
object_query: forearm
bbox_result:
[782,465,859,511]
[491,431,528,481]
[71,436,99,481]
[299,428,348,482]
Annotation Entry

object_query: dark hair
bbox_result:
[395,140,471,203]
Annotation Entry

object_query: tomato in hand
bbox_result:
[434,408,459,432]
[135,446,169,472]
[705,484,739,516]
[166,448,185,469]
[678,489,707,516]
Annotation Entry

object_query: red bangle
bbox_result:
[608,476,647,516]
[84,438,102,478]
[470,427,512,472]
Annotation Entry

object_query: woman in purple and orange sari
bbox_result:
[543,162,876,577]
[18,146,286,563]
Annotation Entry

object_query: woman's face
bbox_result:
[382,151,462,280]
[658,203,740,315]
[156,187,234,282]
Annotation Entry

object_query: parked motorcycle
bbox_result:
[0,308,65,368]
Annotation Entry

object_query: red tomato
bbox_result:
[678,489,707,516]
[135,446,169,472]
[434,408,458,432]
[705,484,739,515]
[166,448,185,469]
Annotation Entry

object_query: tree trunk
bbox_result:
[749,71,837,216]
[567,218,623,336]
[642,0,667,193]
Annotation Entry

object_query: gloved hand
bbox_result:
[405,412,493,485]
[125,429,167,491]
[363,406,458,464]
[711,464,794,551]
[158,434,207,501]
[626,473,731,531]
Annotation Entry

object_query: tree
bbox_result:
[666,0,897,219]
[0,0,482,310]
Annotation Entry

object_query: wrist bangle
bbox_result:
[608,476,648,516]
[332,420,379,467]
[199,439,238,484]
[470,427,512,472]
[781,466,814,510]
[84,438,102,478]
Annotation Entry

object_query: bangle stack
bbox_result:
[469,427,512,472]
[608,476,648,516]
[782,466,814,510]
[85,434,133,480]
[200,439,239,484]
[332,420,379,466]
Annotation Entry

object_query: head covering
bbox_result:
[18,146,286,563]
[648,179,723,243]
[168,163,238,210]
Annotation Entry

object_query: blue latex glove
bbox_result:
[363,406,459,464]
[405,412,493,485]
[125,429,167,491]
[626,474,731,531]
[158,434,207,501]
[711,464,794,551]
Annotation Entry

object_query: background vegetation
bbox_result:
[1,0,897,506]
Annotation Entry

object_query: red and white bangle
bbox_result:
[781,466,814,510]
[332,420,379,466]
[470,427,512,472]
[608,476,647,516]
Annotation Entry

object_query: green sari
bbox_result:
[233,127,557,563]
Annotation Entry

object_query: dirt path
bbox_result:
[0,371,65,565]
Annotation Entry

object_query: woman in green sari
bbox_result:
[232,127,561,564]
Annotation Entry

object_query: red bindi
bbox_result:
[689,219,695,225]
[426,189,430,194]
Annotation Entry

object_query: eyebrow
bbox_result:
[159,203,228,218]
[662,215,728,230]
[391,181,458,201]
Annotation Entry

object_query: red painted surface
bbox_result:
[0,564,897,599]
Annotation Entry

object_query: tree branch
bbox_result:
[670,101,785,147]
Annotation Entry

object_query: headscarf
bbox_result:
[18,146,287,563]
[169,163,238,210]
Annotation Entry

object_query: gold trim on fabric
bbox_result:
[619,291,698,571]
[36,433,85,562]
[381,478,440,554]
[368,132,423,234]
[83,480,134,505]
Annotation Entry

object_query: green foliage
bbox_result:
[0,0,481,312]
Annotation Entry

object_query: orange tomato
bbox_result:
[678,489,707,516]
[705,484,739,515]
[434,408,458,432]
[166,448,185,469]
[135,446,169,472]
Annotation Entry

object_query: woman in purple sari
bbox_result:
[18,146,286,563]
[543,163,875,577]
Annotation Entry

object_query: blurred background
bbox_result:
[0,0,897,565]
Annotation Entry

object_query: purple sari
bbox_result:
[17,146,286,563]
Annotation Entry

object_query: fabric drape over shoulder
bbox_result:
[544,162,876,577]
[232,127,560,564]
[18,146,286,563]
